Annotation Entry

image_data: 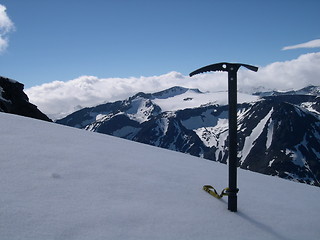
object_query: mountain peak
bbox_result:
[151,86,203,99]
[253,85,320,97]
[296,85,320,95]
[57,85,320,187]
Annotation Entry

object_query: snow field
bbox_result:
[1,112,320,240]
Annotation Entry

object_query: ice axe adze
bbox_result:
[189,62,258,212]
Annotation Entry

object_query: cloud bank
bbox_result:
[0,4,15,53]
[26,52,320,120]
[282,39,320,50]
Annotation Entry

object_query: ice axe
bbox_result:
[189,62,258,212]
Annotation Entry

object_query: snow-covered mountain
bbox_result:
[57,86,320,186]
[1,112,320,240]
[253,85,320,97]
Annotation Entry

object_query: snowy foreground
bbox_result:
[1,112,320,240]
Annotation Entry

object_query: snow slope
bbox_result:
[152,89,259,112]
[1,112,320,240]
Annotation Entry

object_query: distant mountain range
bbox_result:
[57,85,320,187]
[1,73,319,186]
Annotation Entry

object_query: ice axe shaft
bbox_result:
[227,69,238,212]
[189,62,258,212]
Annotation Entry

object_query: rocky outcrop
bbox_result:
[0,76,51,121]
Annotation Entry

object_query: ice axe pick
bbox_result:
[189,62,258,212]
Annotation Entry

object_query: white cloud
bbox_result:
[282,39,320,50]
[25,72,227,120]
[0,4,15,53]
[238,52,320,92]
[26,52,320,120]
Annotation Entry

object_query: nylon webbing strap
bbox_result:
[203,185,230,199]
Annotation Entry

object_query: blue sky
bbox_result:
[1,0,320,88]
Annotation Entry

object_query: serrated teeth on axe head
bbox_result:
[189,62,258,77]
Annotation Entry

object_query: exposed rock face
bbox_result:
[0,76,51,122]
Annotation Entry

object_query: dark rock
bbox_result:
[0,76,51,122]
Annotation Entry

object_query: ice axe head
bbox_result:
[189,62,258,77]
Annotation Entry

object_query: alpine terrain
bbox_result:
[57,86,320,186]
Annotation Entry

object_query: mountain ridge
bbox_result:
[57,85,320,186]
